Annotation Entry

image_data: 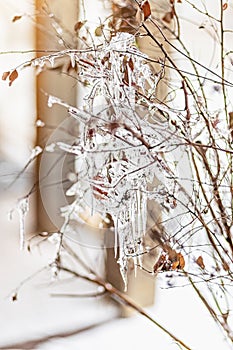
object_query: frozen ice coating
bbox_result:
[47,95,62,108]
[29,146,43,160]
[48,56,55,68]
[56,142,83,156]
[39,33,177,288]
[69,52,76,68]
[108,32,135,51]
[57,33,177,288]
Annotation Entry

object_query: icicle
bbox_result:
[17,197,29,250]
[70,52,76,68]
[137,189,141,239]
[141,189,147,237]
[112,214,119,258]
[118,245,128,292]
[114,226,118,259]
[48,56,55,68]
[133,255,138,278]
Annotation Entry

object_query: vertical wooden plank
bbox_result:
[36,0,79,232]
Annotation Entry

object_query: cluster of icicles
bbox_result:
[21,33,177,288]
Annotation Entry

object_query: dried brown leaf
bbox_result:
[2,71,10,81]
[172,260,179,270]
[168,248,177,261]
[128,57,134,71]
[12,15,22,23]
[141,0,151,21]
[177,253,185,269]
[222,260,230,271]
[222,3,228,11]
[95,25,104,37]
[171,253,185,270]
[229,112,233,140]
[162,10,174,23]
[8,69,18,86]
[229,112,233,127]
[153,253,166,273]
[74,20,86,32]
[196,256,205,269]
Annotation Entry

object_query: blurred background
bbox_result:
[0,1,232,349]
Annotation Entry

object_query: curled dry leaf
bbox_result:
[172,252,185,270]
[162,9,175,23]
[74,20,86,32]
[153,253,166,273]
[154,250,185,272]
[8,69,19,86]
[222,260,230,271]
[2,71,10,81]
[12,15,22,23]
[140,0,151,21]
[128,57,134,71]
[222,3,228,11]
[196,255,205,269]
[95,24,104,37]
[172,260,179,270]
[177,252,185,269]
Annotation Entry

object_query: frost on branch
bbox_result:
[43,32,178,288]
[17,197,29,251]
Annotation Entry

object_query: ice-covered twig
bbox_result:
[17,197,29,250]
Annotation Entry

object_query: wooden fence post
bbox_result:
[36,0,79,232]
